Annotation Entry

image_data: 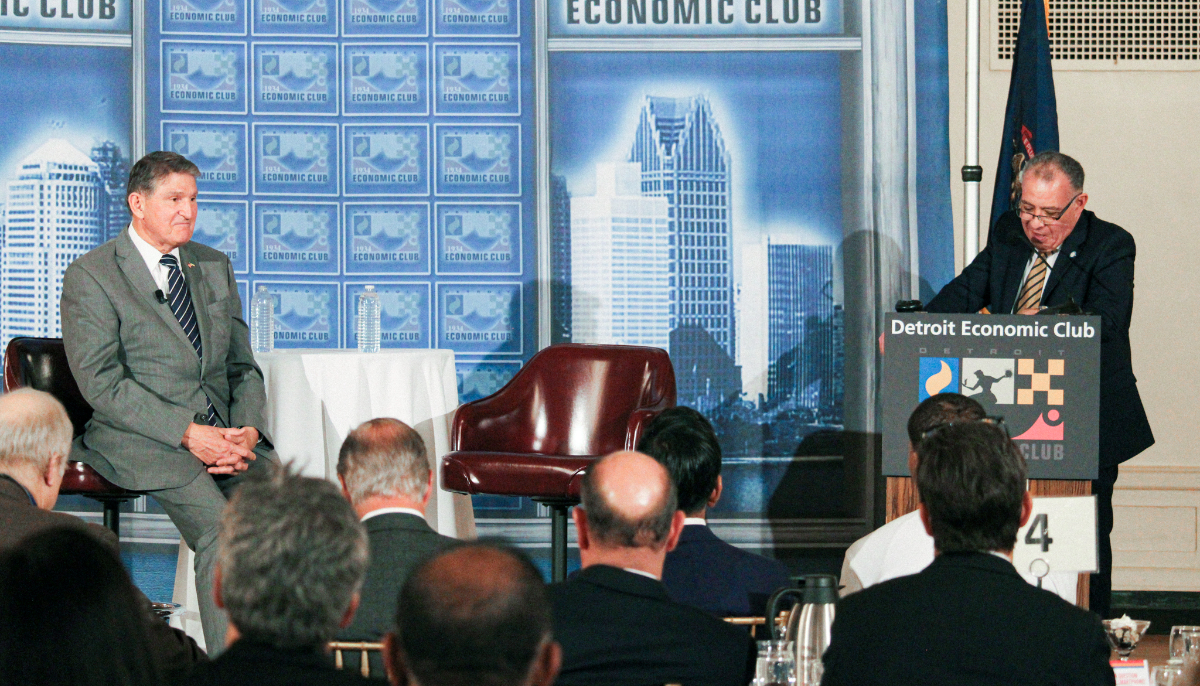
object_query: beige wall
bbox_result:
[946,2,1200,590]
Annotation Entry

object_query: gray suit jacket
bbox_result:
[61,229,275,491]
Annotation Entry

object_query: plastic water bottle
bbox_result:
[357,285,381,353]
[250,285,274,354]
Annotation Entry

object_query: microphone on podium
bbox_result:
[154,290,167,304]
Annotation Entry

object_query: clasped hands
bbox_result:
[181,423,259,474]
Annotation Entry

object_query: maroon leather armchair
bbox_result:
[441,344,677,580]
[4,337,137,536]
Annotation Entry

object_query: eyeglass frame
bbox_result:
[1017,192,1083,225]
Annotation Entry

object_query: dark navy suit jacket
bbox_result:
[661,523,791,617]
[821,552,1114,686]
[926,209,1153,467]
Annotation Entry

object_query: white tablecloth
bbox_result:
[172,349,476,648]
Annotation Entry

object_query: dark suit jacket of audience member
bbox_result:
[662,523,791,617]
[336,512,460,675]
[548,564,755,686]
[0,474,207,678]
[184,640,372,685]
[821,551,1115,686]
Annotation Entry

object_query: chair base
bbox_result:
[534,498,576,582]
[66,494,136,538]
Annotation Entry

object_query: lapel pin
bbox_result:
[1069,251,1076,258]
[187,263,195,268]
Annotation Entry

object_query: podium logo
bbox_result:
[346,0,422,32]
[269,283,337,347]
[960,358,1015,406]
[347,205,427,271]
[348,128,424,190]
[440,284,520,353]
[435,45,518,115]
[435,0,518,35]
[256,0,333,32]
[255,125,336,194]
[1017,358,1064,405]
[437,204,518,274]
[346,47,424,112]
[256,204,336,272]
[438,126,517,193]
[163,43,243,112]
[165,123,245,191]
[1014,409,1064,441]
[255,45,335,113]
[918,357,959,401]
[164,0,241,32]
[193,202,246,271]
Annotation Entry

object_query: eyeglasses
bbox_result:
[1017,192,1082,225]
[919,416,1009,442]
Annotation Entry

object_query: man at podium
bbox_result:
[925,151,1154,617]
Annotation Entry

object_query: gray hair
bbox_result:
[336,418,429,505]
[1019,151,1085,192]
[218,468,368,649]
[0,389,72,476]
[579,456,677,549]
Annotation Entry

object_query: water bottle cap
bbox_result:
[256,285,268,292]
[364,285,376,291]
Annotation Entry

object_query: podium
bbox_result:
[882,313,1101,607]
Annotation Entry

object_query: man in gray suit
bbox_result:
[335,418,459,674]
[60,151,276,651]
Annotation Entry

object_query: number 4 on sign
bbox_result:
[1024,513,1053,552]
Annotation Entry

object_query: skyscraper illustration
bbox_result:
[90,141,131,242]
[570,162,670,348]
[629,95,738,406]
[550,173,572,345]
[2,139,105,344]
[739,238,838,417]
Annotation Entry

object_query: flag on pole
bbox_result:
[989,0,1059,231]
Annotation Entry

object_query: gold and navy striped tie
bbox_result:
[160,254,218,426]
[1015,250,1058,312]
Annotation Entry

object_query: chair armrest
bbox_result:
[625,408,664,451]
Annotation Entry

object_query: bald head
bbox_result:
[0,389,72,475]
[394,544,554,686]
[579,451,677,550]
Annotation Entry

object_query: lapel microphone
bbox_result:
[154,289,168,304]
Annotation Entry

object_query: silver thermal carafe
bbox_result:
[765,574,838,685]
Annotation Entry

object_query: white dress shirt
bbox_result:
[126,224,184,293]
[360,506,424,523]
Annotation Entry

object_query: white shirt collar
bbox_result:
[622,567,661,581]
[361,506,425,523]
[684,517,708,527]
[127,224,183,293]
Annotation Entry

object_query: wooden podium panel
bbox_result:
[885,476,1092,608]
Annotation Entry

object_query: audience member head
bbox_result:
[0,527,161,686]
[337,417,432,513]
[915,422,1032,555]
[637,407,722,517]
[905,393,986,476]
[573,451,685,577]
[386,544,561,686]
[0,388,73,509]
[216,468,369,650]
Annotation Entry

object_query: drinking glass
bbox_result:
[752,640,796,686]
[1170,626,1200,660]
[1152,660,1183,686]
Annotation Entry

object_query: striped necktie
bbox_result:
[160,254,218,426]
[1014,250,1059,312]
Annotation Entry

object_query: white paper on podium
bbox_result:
[1013,495,1098,578]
